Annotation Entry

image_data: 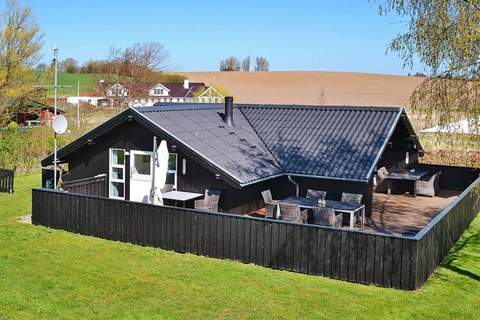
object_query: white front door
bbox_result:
[129,150,153,203]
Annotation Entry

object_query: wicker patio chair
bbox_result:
[194,189,222,212]
[340,192,363,225]
[278,203,308,223]
[264,201,278,219]
[261,189,278,204]
[415,171,442,197]
[374,167,389,193]
[312,207,342,228]
[306,189,327,201]
[341,192,363,204]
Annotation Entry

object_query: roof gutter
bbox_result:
[239,172,369,188]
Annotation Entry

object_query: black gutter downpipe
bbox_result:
[224,96,234,127]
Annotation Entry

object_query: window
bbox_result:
[133,154,151,175]
[154,88,164,95]
[109,149,125,199]
[167,153,177,189]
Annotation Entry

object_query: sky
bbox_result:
[9,0,422,75]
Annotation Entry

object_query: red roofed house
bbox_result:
[98,79,223,106]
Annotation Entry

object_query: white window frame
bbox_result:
[168,153,178,190]
[109,148,125,199]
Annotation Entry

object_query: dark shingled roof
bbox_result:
[134,105,283,185]
[239,104,401,181]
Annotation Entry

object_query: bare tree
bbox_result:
[108,42,169,76]
[219,56,241,71]
[0,0,44,126]
[254,56,269,71]
[105,42,169,101]
[241,56,250,71]
[59,58,79,73]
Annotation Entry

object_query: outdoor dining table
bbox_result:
[280,196,365,229]
[385,170,429,197]
[162,190,204,207]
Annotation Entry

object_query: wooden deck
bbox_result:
[366,189,459,236]
[248,189,460,236]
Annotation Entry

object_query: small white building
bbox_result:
[421,118,480,135]
[66,96,105,107]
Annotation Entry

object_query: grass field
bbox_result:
[37,72,100,97]
[0,176,479,319]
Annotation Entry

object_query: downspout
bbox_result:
[288,175,300,197]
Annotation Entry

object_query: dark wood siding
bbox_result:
[377,117,421,174]
[177,157,294,213]
[63,174,108,197]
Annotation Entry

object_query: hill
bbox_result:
[37,72,100,97]
[178,71,424,108]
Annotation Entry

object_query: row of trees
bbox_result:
[219,56,269,71]
[36,42,169,80]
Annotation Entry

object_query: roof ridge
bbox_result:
[134,104,223,113]
[238,104,404,112]
[237,107,285,171]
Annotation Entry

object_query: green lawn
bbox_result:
[37,72,100,97]
[1,175,479,319]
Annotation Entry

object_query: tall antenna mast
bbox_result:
[77,79,80,128]
[53,45,58,116]
[53,45,59,188]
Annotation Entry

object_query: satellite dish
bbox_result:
[52,115,68,134]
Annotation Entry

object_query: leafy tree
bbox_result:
[254,56,269,71]
[377,0,480,142]
[0,0,44,127]
[219,56,241,71]
[242,56,251,71]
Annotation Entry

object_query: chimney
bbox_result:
[183,79,189,89]
[224,96,234,127]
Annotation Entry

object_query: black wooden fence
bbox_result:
[63,174,108,197]
[0,169,14,193]
[414,176,480,287]
[31,176,480,290]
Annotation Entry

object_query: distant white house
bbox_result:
[421,118,480,135]
[101,82,128,98]
[98,79,223,106]
[66,96,105,107]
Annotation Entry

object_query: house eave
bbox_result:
[239,172,369,188]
